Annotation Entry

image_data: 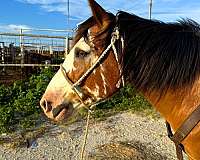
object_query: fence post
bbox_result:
[19,29,25,68]
[149,0,153,20]
[65,36,70,57]
[0,42,5,73]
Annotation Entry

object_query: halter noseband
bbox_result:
[60,27,124,109]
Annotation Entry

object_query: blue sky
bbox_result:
[0,0,200,33]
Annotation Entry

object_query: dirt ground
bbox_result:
[0,112,188,160]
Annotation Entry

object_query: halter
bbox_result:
[60,27,124,109]
[60,25,125,160]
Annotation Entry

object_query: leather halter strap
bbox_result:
[166,104,200,160]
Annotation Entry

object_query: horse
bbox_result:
[40,0,200,159]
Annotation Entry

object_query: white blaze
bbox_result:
[62,37,91,73]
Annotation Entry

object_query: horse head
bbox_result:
[40,0,122,121]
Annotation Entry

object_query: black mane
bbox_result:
[117,11,200,92]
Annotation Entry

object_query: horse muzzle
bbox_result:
[40,98,74,121]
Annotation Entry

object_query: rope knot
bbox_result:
[112,27,120,41]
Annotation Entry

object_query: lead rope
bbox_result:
[80,108,92,160]
[59,27,123,160]
[60,29,123,160]
[80,99,107,160]
[79,28,124,160]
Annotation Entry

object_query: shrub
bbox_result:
[0,67,55,133]
[0,67,154,134]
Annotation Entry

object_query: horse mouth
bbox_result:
[52,105,71,121]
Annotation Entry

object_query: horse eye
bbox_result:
[75,49,89,58]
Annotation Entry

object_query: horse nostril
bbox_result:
[40,99,52,112]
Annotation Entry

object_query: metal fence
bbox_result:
[0,28,74,67]
[0,28,75,84]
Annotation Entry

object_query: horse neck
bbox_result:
[141,75,200,131]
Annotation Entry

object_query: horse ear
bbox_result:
[88,0,109,27]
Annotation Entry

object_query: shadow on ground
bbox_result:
[88,141,168,160]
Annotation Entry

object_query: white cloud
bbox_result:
[16,0,90,20]
[15,0,200,25]
[0,24,32,33]
[15,0,146,16]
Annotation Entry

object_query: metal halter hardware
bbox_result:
[60,27,124,109]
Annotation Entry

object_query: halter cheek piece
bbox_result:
[60,27,124,109]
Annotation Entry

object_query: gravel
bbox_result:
[0,112,188,160]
